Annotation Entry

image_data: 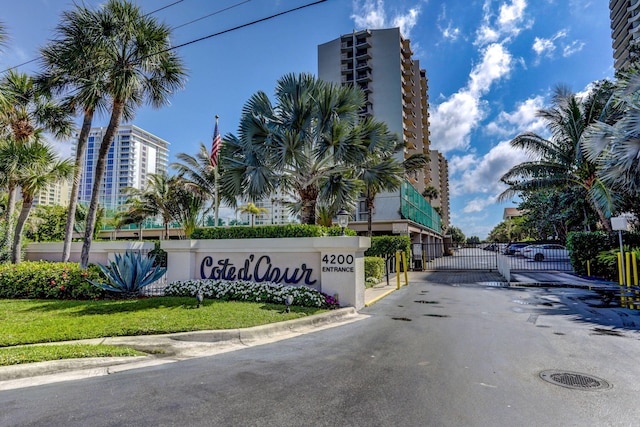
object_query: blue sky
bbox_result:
[0,0,614,239]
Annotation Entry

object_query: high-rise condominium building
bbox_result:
[428,150,450,229]
[318,28,448,246]
[610,0,640,71]
[74,124,169,212]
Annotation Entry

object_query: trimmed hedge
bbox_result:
[0,262,106,300]
[191,224,357,239]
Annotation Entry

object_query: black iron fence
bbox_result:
[415,243,573,272]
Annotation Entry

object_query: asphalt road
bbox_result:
[2,275,640,426]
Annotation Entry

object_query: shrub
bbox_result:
[164,279,339,309]
[0,261,106,299]
[88,250,167,297]
[567,231,640,278]
[364,256,385,287]
[365,235,411,258]
[191,224,356,239]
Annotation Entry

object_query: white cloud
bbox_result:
[475,0,531,46]
[486,95,546,137]
[437,5,461,42]
[431,43,512,153]
[563,40,585,57]
[351,0,422,39]
[463,197,497,213]
[532,37,555,56]
[449,140,530,197]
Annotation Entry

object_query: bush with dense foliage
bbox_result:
[191,224,357,239]
[365,235,411,258]
[0,261,106,299]
[567,231,640,279]
[364,256,385,287]
[164,279,339,308]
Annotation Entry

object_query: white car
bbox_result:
[522,244,569,261]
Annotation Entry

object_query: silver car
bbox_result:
[522,244,569,261]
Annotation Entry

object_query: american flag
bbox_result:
[210,117,221,168]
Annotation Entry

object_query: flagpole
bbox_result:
[214,115,220,227]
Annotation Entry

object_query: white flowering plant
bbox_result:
[164,279,340,309]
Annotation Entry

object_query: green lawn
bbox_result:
[0,298,326,366]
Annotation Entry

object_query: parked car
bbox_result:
[522,244,569,261]
[504,242,530,256]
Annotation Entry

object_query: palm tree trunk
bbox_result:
[366,195,374,237]
[11,195,33,264]
[299,186,318,225]
[0,183,18,260]
[62,109,94,262]
[81,101,124,268]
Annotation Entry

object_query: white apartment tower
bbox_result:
[610,0,640,70]
[318,28,448,238]
[75,125,169,211]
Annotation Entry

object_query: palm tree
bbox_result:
[0,71,72,259]
[582,73,640,196]
[237,202,268,227]
[11,140,73,263]
[220,73,378,225]
[38,4,113,262]
[76,0,186,267]
[499,84,615,231]
[422,185,439,202]
[122,173,181,240]
[171,143,218,217]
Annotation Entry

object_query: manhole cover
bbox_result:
[539,370,611,390]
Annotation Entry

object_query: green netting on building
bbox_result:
[400,181,442,233]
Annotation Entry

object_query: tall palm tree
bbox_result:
[0,71,72,259]
[499,84,615,231]
[38,4,113,262]
[76,0,186,267]
[220,73,375,225]
[11,140,73,263]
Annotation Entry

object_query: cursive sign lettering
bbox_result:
[200,255,317,286]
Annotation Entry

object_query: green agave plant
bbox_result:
[88,250,167,296]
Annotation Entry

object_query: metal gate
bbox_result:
[418,243,573,272]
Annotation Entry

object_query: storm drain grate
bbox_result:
[414,300,439,304]
[539,370,611,390]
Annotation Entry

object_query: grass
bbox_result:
[0,297,326,366]
[0,344,145,367]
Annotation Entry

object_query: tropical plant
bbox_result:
[87,250,166,296]
[171,142,218,217]
[237,202,268,227]
[121,173,181,240]
[422,185,439,202]
[499,83,616,231]
[10,140,73,263]
[74,0,186,268]
[220,72,394,225]
[582,72,640,197]
[38,4,113,263]
[0,71,73,260]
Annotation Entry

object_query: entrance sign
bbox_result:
[161,237,370,309]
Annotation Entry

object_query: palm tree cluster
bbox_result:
[218,72,426,235]
[500,72,640,238]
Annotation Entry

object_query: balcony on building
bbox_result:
[355,36,371,48]
[340,53,353,62]
[355,49,371,60]
[355,70,372,82]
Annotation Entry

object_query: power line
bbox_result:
[165,0,328,53]
[145,0,185,16]
[173,0,252,30]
